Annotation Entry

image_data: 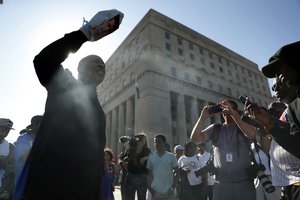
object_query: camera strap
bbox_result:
[247,140,260,166]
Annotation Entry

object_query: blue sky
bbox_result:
[1,0,300,142]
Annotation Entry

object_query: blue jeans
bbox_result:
[124,173,147,200]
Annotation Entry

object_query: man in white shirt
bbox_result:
[198,143,215,200]
[178,141,206,200]
[0,118,15,200]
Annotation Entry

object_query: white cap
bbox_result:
[174,145,184,152]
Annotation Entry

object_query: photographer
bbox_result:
[245,77,300,200]
[119,133,151,200]
[190,100,257,200]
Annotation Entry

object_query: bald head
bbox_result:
[77,55,105,87]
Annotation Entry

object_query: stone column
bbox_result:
[111,108,118,155]
[117,103,125,155]
[105,111,112,148]
[177,94,187,145]
[191,97,199,126]
[125,98,134,136]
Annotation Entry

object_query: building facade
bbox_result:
[97,9,273,154]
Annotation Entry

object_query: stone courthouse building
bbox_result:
[97,9,273,154]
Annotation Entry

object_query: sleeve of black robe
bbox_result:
[33,30,88,87]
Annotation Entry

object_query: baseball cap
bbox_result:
[174,145,184,152]
[262,41,300,78]
[268,102,287,110]
[26,115,43,130]
[0,118,14,129]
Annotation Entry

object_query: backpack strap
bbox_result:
[211,123,222,146]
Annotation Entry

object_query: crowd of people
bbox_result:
[0,8,299,200]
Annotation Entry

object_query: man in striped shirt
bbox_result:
[270,77,300,200]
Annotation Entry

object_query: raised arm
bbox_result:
[190,106,211,142]
[34,9,124,87]
[246,101,300,159]
[33,31,87,87]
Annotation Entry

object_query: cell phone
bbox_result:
[239,96,248,104]
[208,105,223,115]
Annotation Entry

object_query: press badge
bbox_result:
[226,153,233,162]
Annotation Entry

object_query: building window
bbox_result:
[227,88,232,96]
[209,52,213,59]
[185,96,192,124]
[199,47,204,55]
[226,60,230,67]
[170,91,178,121]
[249,80,253,86]
[235,73,240,80]
[234,64,238,70]
[130,72,135,81]
[218,56,222,63]
[177,37,183,45]
[208,80,213,90]
[219,66,223,73]
[256,83,260,89]
[165,43,171,51]
[196,76,202,86]
[171,67,177,77]
[189,43,194,50]
[165,32,171,40]
[218,84,223,93]
[178,48,183,56]
[184,72,191,81]
[248,70,252,77]
[200,57,205,65]
[190,53,195,61]
[210,62,215,69]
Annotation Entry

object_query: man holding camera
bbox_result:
[245,41,300,200]
[190,100,257,200]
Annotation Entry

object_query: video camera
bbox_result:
[119,135,140,148]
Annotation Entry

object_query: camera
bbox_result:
[239,96,248,104]
[208,104,222,115]
[246,163,275,193]
[194,158,218,177]
[205,159,218,176]
[119,135,139,148]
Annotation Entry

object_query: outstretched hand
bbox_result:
[245,101,274,129]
